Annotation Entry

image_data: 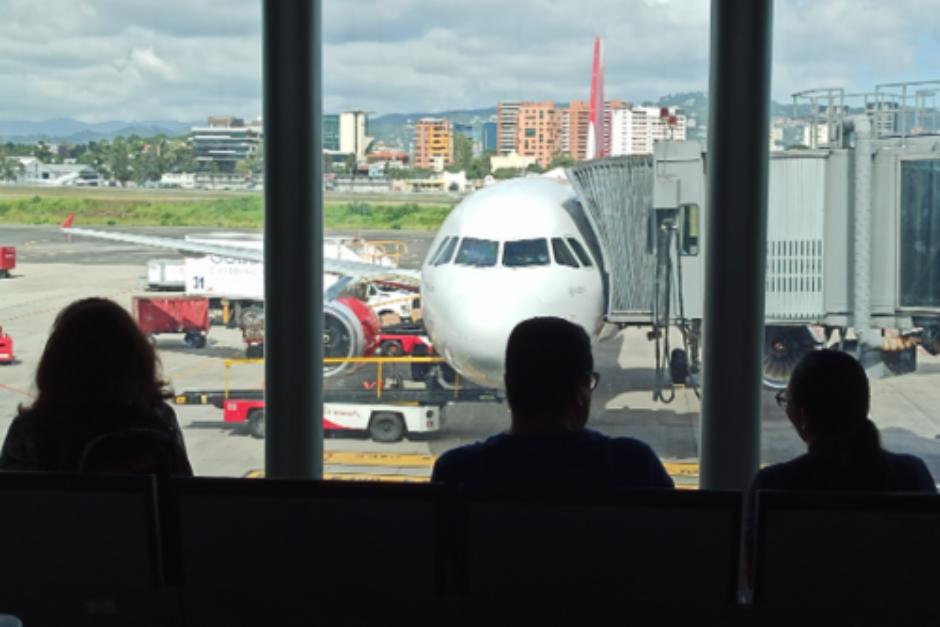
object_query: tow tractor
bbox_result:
[0,326,13,365]
[174,356,502,442]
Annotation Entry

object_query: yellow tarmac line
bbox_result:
[323,450,435,468]
[324,473,430,483]
[662,462,700,478]
[244,457,701,484]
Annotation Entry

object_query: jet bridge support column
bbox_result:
[262,0,323,479]
[700,0,773,490]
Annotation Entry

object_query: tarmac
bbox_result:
[2,223,940,486]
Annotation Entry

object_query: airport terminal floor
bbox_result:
[3,224,940,485]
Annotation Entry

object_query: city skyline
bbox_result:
[0,0,937,122]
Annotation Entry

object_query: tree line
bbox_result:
[0,135,263,186]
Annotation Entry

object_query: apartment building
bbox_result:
[414,118,454,171]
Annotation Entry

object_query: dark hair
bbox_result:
[23,298,169,416]
[504,317,593,416]
[788,349,889,486]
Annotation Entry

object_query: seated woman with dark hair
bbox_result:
[753,349,935,494]
[0,297,193,475]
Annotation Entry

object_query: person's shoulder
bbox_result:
[431,434,511,483]
[598,432,674,488]
[603,433,659,456]
[885,451,937,492]
[752,454,813,490]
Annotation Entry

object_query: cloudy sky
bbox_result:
[0,0,937,122]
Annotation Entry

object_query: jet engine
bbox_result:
[323,296,380,377]
[236,297,379,375]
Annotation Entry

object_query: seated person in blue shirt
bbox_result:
[431,316,673,489]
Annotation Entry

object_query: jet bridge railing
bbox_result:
[566,156,657,323]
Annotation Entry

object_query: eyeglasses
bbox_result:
[774,389,788,408]
[588,371,600,390]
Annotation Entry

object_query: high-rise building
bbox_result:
[190,116,262,172]
[560,101,591,160]
[414,118,453,171]
[496,101,520,155]
[481,122,497,153]
[610,106,686,156]
[338,111,372,160]
[560,99,627,160]
[515,101,562,168]
[322,114,340,151]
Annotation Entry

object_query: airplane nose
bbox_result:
[424,280,511,389]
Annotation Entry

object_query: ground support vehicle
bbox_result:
[376,322,433,356]
[145,259,185,291]
[0,327,13,364]
[173,357,502,441]
[0,247,15,278]
[132,295,210,348]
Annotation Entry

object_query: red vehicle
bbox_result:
[132,295,210,348]
[376,323,433,356]
[0,247,15,278]
[0,326,13,364]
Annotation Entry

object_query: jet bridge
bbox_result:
[567,133,940,392]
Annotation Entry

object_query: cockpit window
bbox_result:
[428,236,450,265]
[503,239,550,267]
[551,238,580,268]
[455,237,498,267]
[432,236,459,266]
[567,238,594,267]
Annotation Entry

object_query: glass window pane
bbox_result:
[433,236,459,266]
[551,238,579,268]
[503,239,550,267]
[428,236,451,266]
[899,160,940,307]
[567,238,594,267]
[455,238,499,267]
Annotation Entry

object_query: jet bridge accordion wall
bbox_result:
[567,156,657,321]
[765,156,827,321]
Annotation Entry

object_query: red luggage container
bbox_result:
[132,296,210,348]
[0,247,15,278]
[0,327,13,364]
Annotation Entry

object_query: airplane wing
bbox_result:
[60,213,421,281]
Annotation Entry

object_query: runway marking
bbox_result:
[0,382,34,399]
[662,461,699,477]
[243,469,429,483]
[323,450,435,468]
[241,455,701,486]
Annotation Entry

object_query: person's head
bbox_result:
[27,298,168,415]
[504,317,595,433]
[784,350,873,449]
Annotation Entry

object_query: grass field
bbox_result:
[0,186,456,230]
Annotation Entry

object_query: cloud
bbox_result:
[0,0,935,122]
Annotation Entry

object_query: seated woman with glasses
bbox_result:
[745,349,936,556]
[757,349,935,494]
[431,317,673,489]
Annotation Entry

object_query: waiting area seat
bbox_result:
[459,488,741,607]
[0,473,938,625]
[754,490,940,615]
[0,473,178,626]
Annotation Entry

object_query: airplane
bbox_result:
[59,39,613,389]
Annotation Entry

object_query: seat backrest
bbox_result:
[754,490,940,608]
[169,478,441,597]
[460,488,741,606]
[0,473,161,590]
